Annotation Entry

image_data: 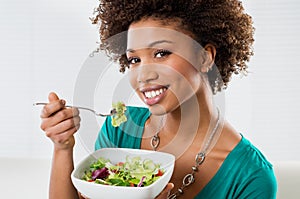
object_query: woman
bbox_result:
[40,0,277,198]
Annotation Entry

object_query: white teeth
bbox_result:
[145,92,151,98]
[144,88,167,99]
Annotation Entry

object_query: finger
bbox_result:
[45,116,81,138]
[50,107,80,125]
[52,123,80,145]
[40,108,79,130]
[79,192,90,199]
[40,99,66,118]
[166,183,174,197]
[156,183,174,199]
[48,92,59,102]
[40,92,65,118]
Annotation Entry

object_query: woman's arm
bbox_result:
[50,148,79,199]
[40,92,81,199]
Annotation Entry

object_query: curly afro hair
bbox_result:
[90,0,255,93]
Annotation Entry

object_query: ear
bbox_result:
[199,44,216,73]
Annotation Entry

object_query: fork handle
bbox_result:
[33,102,110,117]
[33,102,96,112]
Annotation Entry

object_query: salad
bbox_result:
[111,102,127,127]
[82,156,164,187]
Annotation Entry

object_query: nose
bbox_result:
[137,64,159,83]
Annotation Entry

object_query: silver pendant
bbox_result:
[151,134,160,150]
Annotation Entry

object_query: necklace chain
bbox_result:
[151,115,165,151]
[150,108,220,199]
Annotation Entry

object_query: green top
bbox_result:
[95,106,277,198]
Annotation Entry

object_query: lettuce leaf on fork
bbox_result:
[111,102,127,127]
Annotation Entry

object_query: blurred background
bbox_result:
[1,0,299,198]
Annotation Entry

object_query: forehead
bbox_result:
[127,22,201,51]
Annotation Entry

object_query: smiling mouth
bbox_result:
[143,87,168,99]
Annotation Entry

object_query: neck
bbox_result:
[151,87,219,155]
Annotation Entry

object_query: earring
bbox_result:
[201,66,210,73]
[213,78,219,94]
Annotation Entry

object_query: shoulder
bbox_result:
[194,133,277,198]
[229,136,277,198]
[234,136,273,169]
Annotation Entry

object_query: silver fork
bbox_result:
[33,102,117,117]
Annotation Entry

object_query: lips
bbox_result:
[140,86,168,106]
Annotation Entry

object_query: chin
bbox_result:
[147,104,168,116]
[148,101,182,116]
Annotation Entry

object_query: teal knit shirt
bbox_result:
[95,106,277,198]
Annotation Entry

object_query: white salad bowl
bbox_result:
[71,148,175,199]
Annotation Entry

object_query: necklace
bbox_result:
[150,115,165,151]
[150,108,221,199]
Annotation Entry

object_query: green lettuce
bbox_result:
[111,102,127,127]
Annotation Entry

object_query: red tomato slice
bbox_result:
[155,169,164,177]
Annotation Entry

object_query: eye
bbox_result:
[154,49,172,58]
[127,57,140,65]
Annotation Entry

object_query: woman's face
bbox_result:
[126,18,207,115]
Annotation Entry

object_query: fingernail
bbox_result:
[170,183,174,189]
[61,99,66,105]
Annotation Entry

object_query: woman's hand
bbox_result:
[79,193,90,199]
[155,183,174,199]
[40,92,81,150]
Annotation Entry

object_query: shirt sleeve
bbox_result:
[236,167,277,199]
[94,106,150,151]
[94,116,117,150]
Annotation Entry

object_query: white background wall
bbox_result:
[1,0,300,160]
[0,0,300,197]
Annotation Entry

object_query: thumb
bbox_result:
[166,183,174,195]
[48,92,60,102]
[156,183,174,199]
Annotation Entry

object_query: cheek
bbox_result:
[169,60,201,88]
[128,69,138,90]
[164,64,201,99]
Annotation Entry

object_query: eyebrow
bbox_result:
[126,40,173,53]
